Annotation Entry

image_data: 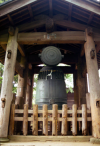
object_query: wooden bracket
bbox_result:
[96,99,100,108]
[1,98,6,108]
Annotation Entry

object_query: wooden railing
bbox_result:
[9,104,91,136]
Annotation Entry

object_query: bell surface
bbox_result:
[35,66,67,109]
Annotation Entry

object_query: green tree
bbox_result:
[0,0,8,4]
[0,62,18,94]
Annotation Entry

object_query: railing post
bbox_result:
[43,104,48,135]
[72,104,77,136]
[32,104,38,135]
[23,104,28,136]
[52,104,58,136]
[82,104,87,135]
[9,104,15,135]
[61,104,67,135]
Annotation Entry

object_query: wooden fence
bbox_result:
[9,104,91,136]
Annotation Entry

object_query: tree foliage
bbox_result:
[0,63,18,94]
[0,0,8,4]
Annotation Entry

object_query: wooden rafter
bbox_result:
[63,0,100,15]
[68,3,72,20]
[49,0,53,17]
[28,4,33,18]
[7,14,14,26]
[54,19,100,34]
[88,12,94,24]
[0,0,37,17]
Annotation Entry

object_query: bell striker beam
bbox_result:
[0,28,18,139]
[84,29,100,138]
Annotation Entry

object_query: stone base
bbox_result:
[90,137,100,144]
[0,137,9,142]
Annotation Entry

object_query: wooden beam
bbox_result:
[0,0,37,17]
[45,18,54,33]
[54,19,100,34]
[7,14,14,26]
[18,44,25,57]
[18,19,46,32]
[18,31,85,45]
[28,4,33,18]
[63,0,100,15]
[49,0,53,17]
[33,66,74,74]
[1,31,100,45]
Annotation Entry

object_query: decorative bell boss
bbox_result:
[35,46,67,109]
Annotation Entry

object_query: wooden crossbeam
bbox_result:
[18,31,85,44]
[54,19,100,34]
[1,31,100,45]
[18,19,46,32]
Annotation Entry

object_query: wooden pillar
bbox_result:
[84,29,100,138]
[43,104,48,135]
[73,70,79,106]
[74,62,87,107]
[16,75,25,109]
[25,69,33,109]
[29,74,34,109]
[0,28,18,139]
[61,104,67,135]
[52,104,58,136]
[32,104,38,135]
[77,57,87,106]
[16,57,26,109]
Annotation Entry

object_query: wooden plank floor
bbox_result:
[8,135,91,142]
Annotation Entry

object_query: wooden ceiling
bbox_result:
[0,0,100,69]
